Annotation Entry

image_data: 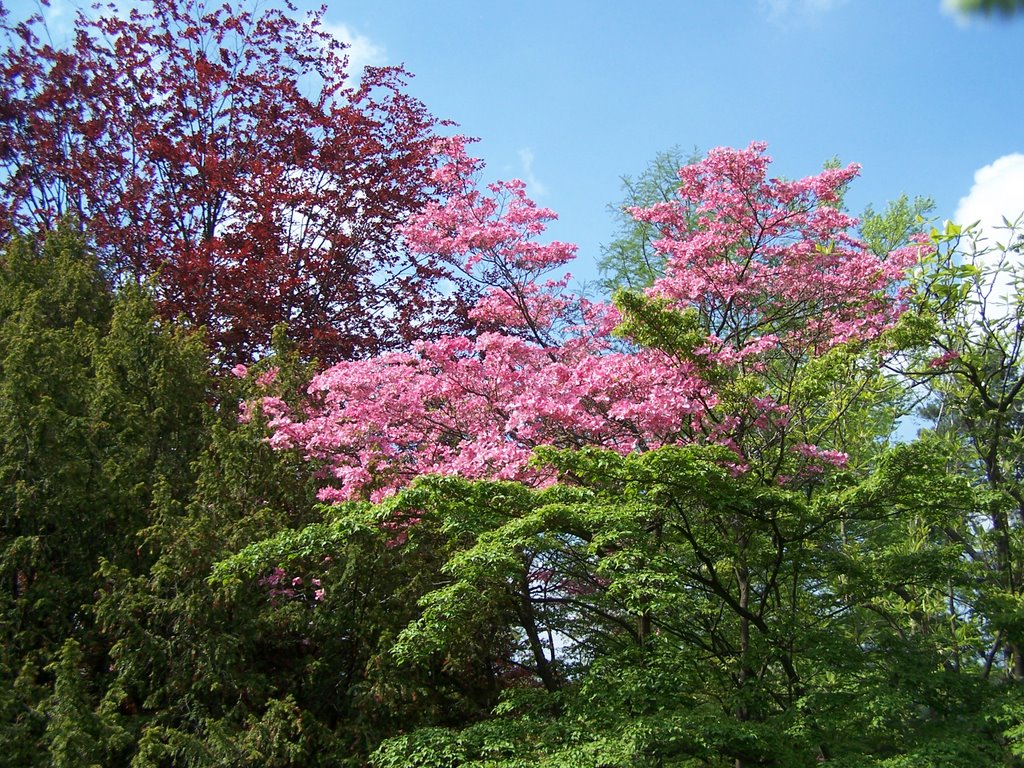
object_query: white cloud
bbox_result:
[953,153,1024,310]
[320,22,387,74]
[954,153,1024,238]
[517,148,548,198]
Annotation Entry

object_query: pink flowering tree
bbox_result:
[216,142,940,763]
[617,142,924,479]
[636,143,911,353]
[259,140,921,502]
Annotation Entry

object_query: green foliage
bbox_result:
[859,194,936,259]
[213,480,508,761]
[357,438,1019,766]
[90,344,342,766]
[0,225,210,764]
[44,639,107,768]
[892,218,1024,680]
[613,290,707,359]
[7,186,1024,765]
[598,146,701,292]
[0,227,111,644]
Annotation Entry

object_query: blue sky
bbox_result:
[16,0,1024,291]
[320,0,1024,289]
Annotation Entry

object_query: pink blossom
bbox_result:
[928,350,960,369]
[265,142,917,503]
[790,443,848,465]
[255,366,280,388]
[260,567,286,587]
[238,400,252,424]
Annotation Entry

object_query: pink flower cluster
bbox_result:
[927,349,960,369]
[258,567,325,605]
[262,141,922,502]
[634,142,921,360]
[269,334,709,502]
[790,442,849,476]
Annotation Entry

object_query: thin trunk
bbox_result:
[735,557,751,768]
[518,571,560,693]
[639,611,652,647]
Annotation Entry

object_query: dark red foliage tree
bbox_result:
[0,0,470,363]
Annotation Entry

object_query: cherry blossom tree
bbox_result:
[263,140,924,502]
